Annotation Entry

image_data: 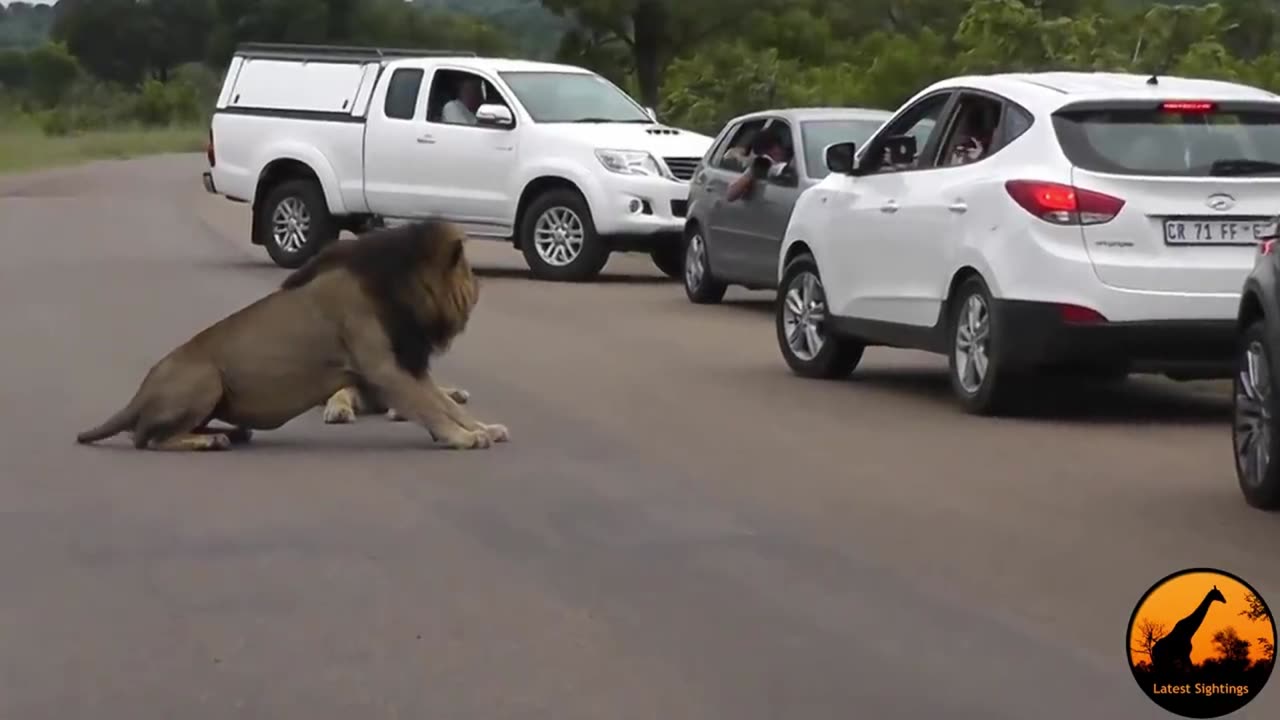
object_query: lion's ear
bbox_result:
[449,241,464,268]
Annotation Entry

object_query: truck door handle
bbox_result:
[949,201,968,213]
[416,134,435,144]
[880,201,899,213]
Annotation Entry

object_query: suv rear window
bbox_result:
[1053,104,1280,177]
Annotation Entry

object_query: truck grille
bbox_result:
[664,157,700,181]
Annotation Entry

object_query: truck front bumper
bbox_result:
[587,173,691,240]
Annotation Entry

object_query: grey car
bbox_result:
[681,107,892,303]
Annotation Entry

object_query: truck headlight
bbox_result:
[595,149,662,177]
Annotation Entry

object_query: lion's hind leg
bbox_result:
[191,425,254,445]
[322,387,362,425]
[130,362,228,451]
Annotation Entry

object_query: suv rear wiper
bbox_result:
[1209,158,1280,176]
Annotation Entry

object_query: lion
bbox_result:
[75,220,508,451]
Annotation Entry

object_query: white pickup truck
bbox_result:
[201,43,714,281]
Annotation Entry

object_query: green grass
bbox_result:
[0,122,206,175]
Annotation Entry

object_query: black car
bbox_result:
[1233,223,1280,509]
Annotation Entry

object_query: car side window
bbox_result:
[425,68,514,127]
[759,118,798,185]
[706,121,742,167]
[863,93,951,174]
[715,119,767,172]
[933,93,1005,168]
[384,68,425,121]
[998,104,1034,147]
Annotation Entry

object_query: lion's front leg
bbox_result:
[420,378,507,443]
[385,384,470,421]
[365,367,492,449]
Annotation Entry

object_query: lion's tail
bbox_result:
[75,396,141,445]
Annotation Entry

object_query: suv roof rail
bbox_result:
[234,42,478,62]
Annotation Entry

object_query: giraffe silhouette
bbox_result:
[1151,585,1227,674]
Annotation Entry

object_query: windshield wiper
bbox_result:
[1209,158,1280,176]
[568,117,650,123]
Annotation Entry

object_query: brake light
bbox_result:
[1059,304,1107,324]
[1161,101,1216,113]
[1004,180,1125,225]
[1262,239,1276,256]
[206,128,215,167]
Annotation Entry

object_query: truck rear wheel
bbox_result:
[255,178,338,269]
[519,189,610,282]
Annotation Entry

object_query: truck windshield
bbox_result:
[499,71,652,123]
[1053,104,1280,177]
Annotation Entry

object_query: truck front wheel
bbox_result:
[255,178,339,269]
[518,189,610,282]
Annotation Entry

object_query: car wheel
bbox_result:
[256,179,338,269]
[649,238,684,280]
[947,276,1019,415]
[519,189,610,282]
[1233,319,1280,510]
[683,226,727,304]
[775,253,863,378]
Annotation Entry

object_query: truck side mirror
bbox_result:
[475,104,514,128]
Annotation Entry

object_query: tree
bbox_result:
[1238,592,1272,622]
[541,0,787,108]
[1132,618,1167,659]
[1212,626,1253,667]
[24,41,81,107]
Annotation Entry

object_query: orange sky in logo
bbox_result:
[1128,572,1275,666]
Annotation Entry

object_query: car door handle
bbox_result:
[880,201,899,213]
[949,201,968,213]
[416,134,435,144]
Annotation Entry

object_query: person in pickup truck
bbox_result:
[726,128,792,202]
[443,78,482,125]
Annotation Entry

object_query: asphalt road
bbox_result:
[1,154,1277,719]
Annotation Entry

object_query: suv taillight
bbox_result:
[1004,180,1124,226]
[206,128,215,168]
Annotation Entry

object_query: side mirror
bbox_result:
[645,106,658,122]
[475,103,514,128]
[824,141,857,175]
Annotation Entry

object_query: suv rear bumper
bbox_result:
[994,299,1236,378]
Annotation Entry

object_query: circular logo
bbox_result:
[1127,568,1276,718]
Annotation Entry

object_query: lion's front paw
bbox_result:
[481,423,510,443]
[442,428,492,450]
[323,402,357,424]
[445,387,471,404]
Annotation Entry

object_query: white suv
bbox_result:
[775,71,1280,414]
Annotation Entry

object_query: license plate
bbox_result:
[1162,218,1274,246]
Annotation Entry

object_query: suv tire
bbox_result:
[946,275,1020,415]
[776,253,863,378]
[519,189,610,282]
[1233,318,1280,510]
[256,178,338,269]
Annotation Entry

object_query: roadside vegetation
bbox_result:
[3,0,1280,172]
